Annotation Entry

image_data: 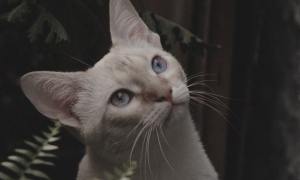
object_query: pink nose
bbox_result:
[154,88,173,103]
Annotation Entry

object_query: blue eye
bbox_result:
[110,89,133,107]
[151,55,167,74]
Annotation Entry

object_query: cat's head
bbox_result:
[20,0,189,144]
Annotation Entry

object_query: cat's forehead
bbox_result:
[93,47,168,72]
[88,47,182,89]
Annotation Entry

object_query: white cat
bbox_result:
[20,0,218,179]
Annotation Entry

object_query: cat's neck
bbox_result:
[77,106,218,180]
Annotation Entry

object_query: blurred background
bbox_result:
[1,0,299,179]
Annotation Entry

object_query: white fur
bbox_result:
[20,0,218,179]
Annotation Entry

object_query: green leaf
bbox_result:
[24,140,39,149]
[14,149,34,158]
[33,135,46,144]
[37,152,56,158]
[44,12,68,43]
[113,168,123,176]
[8,155,28,167]
[104,172,115,180]
[27,12,45,43]
[42,144,58,151]
[28,6,68,44]
[7,1,30,23]
[0,172,14,180]
[32,159,54,166]
[1,161,21,174]
[25,169,50,180]
[0,123,61,180]
[19,176,32,180]
[48,137,60,143]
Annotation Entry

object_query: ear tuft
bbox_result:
[20,71,82,128]
[109,0,162,48]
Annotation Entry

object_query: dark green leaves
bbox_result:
[2,0,69,44]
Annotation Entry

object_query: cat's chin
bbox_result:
[163,102,188,126]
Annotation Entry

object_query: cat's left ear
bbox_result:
[20,71,83,128]
[109,0,162,49]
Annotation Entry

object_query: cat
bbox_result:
[20,0,218,179]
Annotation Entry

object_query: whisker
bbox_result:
[185,73,216,83]
[187,82,215,92]
[61,51,92,67]
[127,119,144,139]
[155,128,175,171]
[190,93,229,111]
[146,127,154,179]
[129,123,149,166]
[190,96,239,133]
[190,97,228,120]
[159,126,172,149]
[140,127,148,180]
[190,90,233,100]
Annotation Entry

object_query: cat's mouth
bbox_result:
[162,102,186,126]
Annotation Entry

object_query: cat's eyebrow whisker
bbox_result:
[62,51,92,67]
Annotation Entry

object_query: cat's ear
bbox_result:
[109,0,162,49]
[20,71,83,128]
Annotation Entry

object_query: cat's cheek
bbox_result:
[170,104,189,120]
[105,100,146,123]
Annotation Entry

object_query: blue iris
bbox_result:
[151,55,167,74]
[110,89,133,107]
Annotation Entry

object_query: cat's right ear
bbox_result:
[109,0,162,49]
[20,71,83,128]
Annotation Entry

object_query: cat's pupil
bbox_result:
[152,55,167,74]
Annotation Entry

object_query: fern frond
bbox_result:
[28,6,69,44]
[0,122,61,180]
[104,161,137,180]
[7,0,31,23]
[142,11,220,53]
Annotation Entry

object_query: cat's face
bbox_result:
[20,0,189,145]
[75,46,189,143]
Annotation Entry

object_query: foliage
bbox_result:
[142,11,220,54]
[2,0,68,44]
[104,161,137,180]
[0,121,137,180]
[1,0,216,53]
[0,122,61,180]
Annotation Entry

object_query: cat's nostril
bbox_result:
[155,96,167,102]
[155,89,173,102]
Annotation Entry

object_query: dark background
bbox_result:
[1,0,300,179]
